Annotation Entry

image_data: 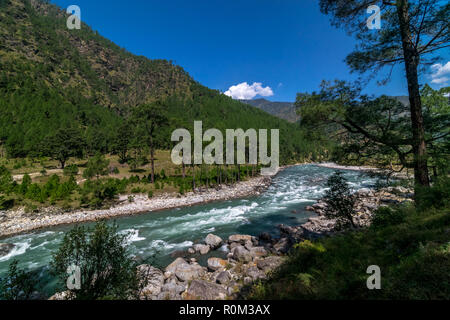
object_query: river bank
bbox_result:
[0,175,273,239]
[48,184,415,301]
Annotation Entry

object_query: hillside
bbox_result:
[241,98,300,123]
[0,0,324,163]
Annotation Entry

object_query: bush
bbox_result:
[147,190,153,199]
[323,172,356,229]
[371,206,406,229]
[63,164,79,176]
[0,260,38,300]
[0,196,14,210]
[416,177,450,211]
[50,222,140,300]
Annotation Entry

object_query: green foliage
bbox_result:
[0,165,13,193]
[83,153,110,180]
[50,221,140,300]
[63,164,79,176]
[371,206,406,229]
[0,260,38,300]
[416,176,450,211]
[323,171,356,229]
[41,128,85,168]
[248,204,450,300]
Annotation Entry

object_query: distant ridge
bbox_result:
[240,98,299,123]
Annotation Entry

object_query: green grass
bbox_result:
[247,204,450,300]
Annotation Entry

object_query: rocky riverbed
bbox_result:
[0,176,272,239]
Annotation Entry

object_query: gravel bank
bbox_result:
[0,176,272,239]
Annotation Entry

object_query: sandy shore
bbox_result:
[0,175,273,239]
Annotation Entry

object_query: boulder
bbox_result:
[161,282,186,295]
[249,246,268,258]
[175,263,205,282]
[215,271,231,284]
[244,240,253,250]
[205,234,223,249]
[231,245,252,263]
[193,244,210,255]
[207,257,228,271]
[137,265,164,298]
[165,257,187,273]
[228,234,252,244]
[273,237,290,254]
[183,280,227,300]
[0,243,15,257]
[245,266,266,280]
[156,292,182,300]
[256,256,284,273]
[48,291,73,300]
[258,232,272,242]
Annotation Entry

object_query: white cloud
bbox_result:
[430,62,450,85]
[224,82,274,100]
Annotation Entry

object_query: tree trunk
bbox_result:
[182,162,186,179]
[192,164,196,193]
[150,139,155,184]
[396,0,430,189]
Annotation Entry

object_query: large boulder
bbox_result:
[273,237,290,254]
[137,265,165,298]
[207,257,227,271]
[228,234,252,244]
[193,244,210,255]
[175,263,205,282]
[231,245,252,263]
[256,256,284,273]
[48,291,73,300]
[215,271,231,284]
[162,282,186,295]
[183,280,227,300]
[165,257,186,273]
[0,243,15,257]
[249,246,268,258]
[205,234,223,249]
[245,266,266,280]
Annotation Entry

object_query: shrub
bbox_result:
[0,196,14,210]
[50,222,140,300]
[0,260,38,300]
[323,172,357,228]
[371,206,406,229]
[0,166,13,193]
[416,177,450,211]
[147,190,153,199]
[63,164,79,176]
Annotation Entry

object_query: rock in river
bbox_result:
[228,234,252,244]
[205,234,223,249]
[0,243,15,257]
[231,245,252,263]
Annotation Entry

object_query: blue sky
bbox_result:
[53,0,449,102]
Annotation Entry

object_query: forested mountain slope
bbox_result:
[0,0,325,162]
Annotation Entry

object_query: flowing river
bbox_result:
[0,164,377,295]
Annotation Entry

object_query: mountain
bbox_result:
[240,99,299,123]
[0,0,322,163]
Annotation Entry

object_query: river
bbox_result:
[0,164,377,295]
